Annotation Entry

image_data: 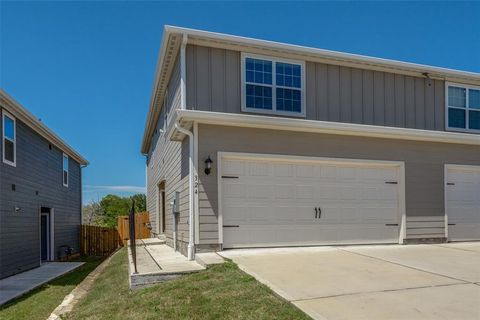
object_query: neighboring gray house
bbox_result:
[141,26,480,260]
[0,89,88,279]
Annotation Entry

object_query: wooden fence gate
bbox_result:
[80,225,121,256]
[117,212,150,246]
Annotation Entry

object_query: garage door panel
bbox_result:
[273,163,294,177]
[223,183,246,199]
[446,166,480,241]
[221,156,402,248]
[223,160,246,175]
[224,224,401,248]
[295,164,316,178]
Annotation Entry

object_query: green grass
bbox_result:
[67,248,310,320]
[0,256,104,320]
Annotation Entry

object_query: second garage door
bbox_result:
[446,165,480,241]
[220,154,404,248]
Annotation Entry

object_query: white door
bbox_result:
[446,165,480,241]
[220,154,403,248]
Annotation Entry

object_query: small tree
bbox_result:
[82,199,102,225]
[131,193,146,213]
[99,194,130,227]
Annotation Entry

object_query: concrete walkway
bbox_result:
[220,243,480,320]
[0,262,84,306]
[128,240,204,289]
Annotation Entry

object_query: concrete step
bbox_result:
[195,252,225,268]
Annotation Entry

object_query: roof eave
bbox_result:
[0,89,89,166]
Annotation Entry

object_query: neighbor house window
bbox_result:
[2,111,16,166]
[62,153,69,187]
[242,54,305,117]
[446,83,480,132]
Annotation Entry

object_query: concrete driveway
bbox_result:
[220,243,480,320]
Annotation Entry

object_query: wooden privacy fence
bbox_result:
[80,225,121,257]
[117,212,150,246]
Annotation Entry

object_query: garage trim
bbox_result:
[217,152,407,247]
[445,164,480,241]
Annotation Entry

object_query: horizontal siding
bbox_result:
[197,124,480,246]
[0,109,82,279]
[405,216,446,239]
[186,44,446,132]
[146,53,190,256]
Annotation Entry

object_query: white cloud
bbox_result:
[83,185,146,194]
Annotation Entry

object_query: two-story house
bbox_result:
[0,89,88,279]
[141,26,480,260]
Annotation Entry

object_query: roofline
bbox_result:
[173,109,480,147]
[0,89,89,165]
[141,25,480,154]
[164,25,480,82]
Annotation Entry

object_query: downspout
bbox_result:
[174,123,195,260]
[175,33,196,260]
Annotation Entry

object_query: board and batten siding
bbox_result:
[0,108,82,279]
[186,44,446,131]
[146,56,191,255]
[196,124,480,248]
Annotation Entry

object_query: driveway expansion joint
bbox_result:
[290,282,472,303]
[338,246,472,285]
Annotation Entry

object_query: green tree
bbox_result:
[99,194,130,227]
[130,193,146,213]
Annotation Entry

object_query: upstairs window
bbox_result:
[447,83,480,133]
[242,54,305,117]
[2,111,16,166]
[63,153,69,187]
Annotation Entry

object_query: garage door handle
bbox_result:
[447,182,455,186]
[448,223,456,226]
[222,176,239,179]
[385,223,398,226]
[385,181,398,185]
[314,207,318,219]
[223,225,240,228]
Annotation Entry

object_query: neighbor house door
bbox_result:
[40,213,50,262]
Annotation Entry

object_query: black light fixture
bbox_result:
[204,156,213,175]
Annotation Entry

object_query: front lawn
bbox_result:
[67,248,309,319]
[0,256,104,320]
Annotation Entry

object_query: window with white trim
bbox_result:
[2,111,16,166]
[242,54,305,117]
[446,83,480,133]
[62,153,69,187]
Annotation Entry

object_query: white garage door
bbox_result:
[446,165,480,241]
[220,154,403,248]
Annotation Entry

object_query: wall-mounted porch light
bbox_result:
[204,156,213,175]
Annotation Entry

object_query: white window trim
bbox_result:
[445,82,480,134]
[62,153,69,187]
[2,110,16,167]
[241,52,306,118]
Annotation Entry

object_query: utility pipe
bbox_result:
[174,122,195,260]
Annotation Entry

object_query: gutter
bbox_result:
[176,109,480,146]
[174,122,195,261]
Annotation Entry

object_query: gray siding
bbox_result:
[146,56,191,255]
[186,45,446,131]
[197,124,480,246]
[0,109,82,279]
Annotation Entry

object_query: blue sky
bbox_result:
[1,1,479,204]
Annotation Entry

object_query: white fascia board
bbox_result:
[176,109,480,146]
